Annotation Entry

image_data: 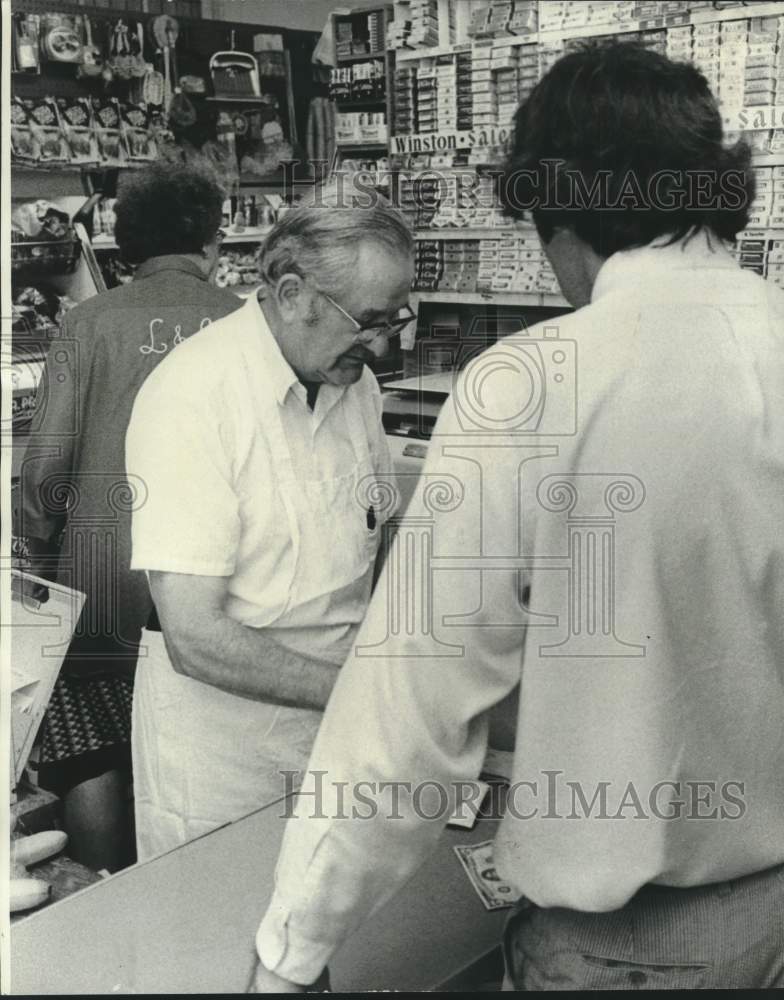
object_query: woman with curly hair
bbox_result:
[16,163,241,871]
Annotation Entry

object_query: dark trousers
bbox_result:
[502,863,784,989]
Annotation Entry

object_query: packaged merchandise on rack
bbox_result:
[28,97,69,164]
[92,97,125,167]
[57,97,98,165]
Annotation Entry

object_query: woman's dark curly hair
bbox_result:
[498,42,755,256]
[114,163,224,264]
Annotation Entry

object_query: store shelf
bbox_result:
[336,50,388,63]
[335,140,389,150]
[414,228,521,240]
[690,2,784,26]
[392,2,784,60]
[335,96,388,108]
[205,95,273,104]
[412,290,569,308]
[752,154,784,168]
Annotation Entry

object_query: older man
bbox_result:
[125,191,415,860]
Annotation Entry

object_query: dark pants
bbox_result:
[502,863,784,989]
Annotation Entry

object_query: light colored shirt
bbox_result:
[256,232,784,984]
[126,293,391,659]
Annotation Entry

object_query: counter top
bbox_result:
[11,794,507,994]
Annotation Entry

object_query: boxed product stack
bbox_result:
[538,38,565,79]
[492,44,520,126]
[436,54,458,133]
[389,2,413,50]
[416,64,437,132]
[472,42,497,128]
[750,165,784,229]
[479,234,551,294]
[691,19,720,95]
[394,65,418,134]
[666,23,693,64]
[639,28,666,54]
[335,20,354,59]
[744,15,779,107]
[368,9,386,52]
[429,170,509,228]
[486,2,514,37]
[718,18,746,108]
[517,43,539,103]
[467,5,491,39]
[438,239,482,292]
[409,0,440,48]
[414,238,443,289]
[456,50,474,131]
[508,1,539,37]
[768,231,784,289]
[335,110,388,143]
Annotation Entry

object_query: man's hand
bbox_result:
[246,959,306,994]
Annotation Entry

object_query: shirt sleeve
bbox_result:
[125,369,240,576]
[15,315,85,543]
[256,388,526,984]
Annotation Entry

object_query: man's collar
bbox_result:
[134,255,209,282]
[591,230,737,304]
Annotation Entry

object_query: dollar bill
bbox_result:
[453,840,516,911]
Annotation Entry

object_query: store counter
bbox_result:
[11,795,507,994]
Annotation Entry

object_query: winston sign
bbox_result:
[389,125,512,154]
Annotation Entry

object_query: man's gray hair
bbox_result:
[258,182,413,296]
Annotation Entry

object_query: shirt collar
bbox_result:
[591,230,737,304]
[134,255,209,283]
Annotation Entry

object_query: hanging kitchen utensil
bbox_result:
[209,51,261,98]
[110,20,133,80]
[142,63,165,107]
[41,15,82,64]
[78,16,103,78]
[152,14,179,110]
[14,14,40,72]
[130,22,147,78]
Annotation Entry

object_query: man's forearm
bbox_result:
[162,610,340,710]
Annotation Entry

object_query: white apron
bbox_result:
[132,372,384,861]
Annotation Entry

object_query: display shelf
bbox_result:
[414,228,520,240]
[335,96,388,109]
[690,2,784,26]
[337,50,388,63]
[205,95,275,104]
[751,154,784,167]
[392,2,784,59]
[335,140,389,150]
[412,290,569,308]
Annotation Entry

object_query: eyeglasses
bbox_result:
[318,289,417,344]
[216,228,227,245]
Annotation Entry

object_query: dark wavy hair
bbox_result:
[114,163,224,264]
[498,42,755,256]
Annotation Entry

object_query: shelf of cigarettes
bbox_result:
[397,170,511,229]
[329,61,387,102]
[335,10,387,59]
[335,111,388,144]
[389,0,447,51]
[414,234,560,296]
[732,230,784,288]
